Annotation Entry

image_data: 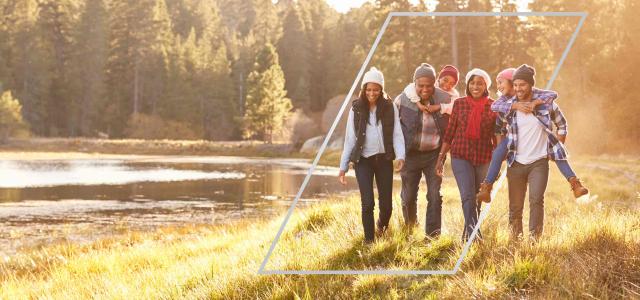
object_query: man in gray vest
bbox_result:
[395,63,453,237]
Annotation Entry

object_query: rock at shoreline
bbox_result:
[300,135,343,154]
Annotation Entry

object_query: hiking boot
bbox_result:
[568,177,589,198]
[476,182,493,204]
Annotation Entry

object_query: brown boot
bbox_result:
[568,177,589,198]
[476,182,493,204]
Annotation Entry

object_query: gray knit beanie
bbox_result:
[413,63,436,82]
[513,64,536,86]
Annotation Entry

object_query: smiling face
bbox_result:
[467,75,487,99]
[438,75,456,92]
[513,79,533,101]
[364,83,382,104]
[415,77,435,101]
[497,78,514,97]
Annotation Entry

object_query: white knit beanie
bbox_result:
[465,68,492,90]
[361,67,384,89]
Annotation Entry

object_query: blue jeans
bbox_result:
[484,138,577,184]
[355,154,394,242]
[451,158,489,242]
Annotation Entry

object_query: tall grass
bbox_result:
[0,155,639,299]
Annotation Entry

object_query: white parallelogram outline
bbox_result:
[258,11,588,276]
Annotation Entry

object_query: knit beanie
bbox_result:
[497,68,516,82]
[413,63,436,82]
[465,68,492,90]
[361,67,384,89]
[438,65,459,85]
[513,64,535,86]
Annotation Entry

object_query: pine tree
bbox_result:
[70,0,108,136]
[105,0,173,137]
[278,5,309,110]
[36,0,80,136]
[4,0,49,135]
[243,44,292,143]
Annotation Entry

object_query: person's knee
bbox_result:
[461,190,476,203]
[509,209,523,219]
[401,180,419,200]
[379,198,392,210]
[529,194,545,207]
[361,200,375,213]
[426,188,442,201]
[401,190,417,205]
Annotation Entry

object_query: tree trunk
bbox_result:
[451,16,458,68]
[133,56,140,114]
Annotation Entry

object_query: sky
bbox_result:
[324,0,532,14]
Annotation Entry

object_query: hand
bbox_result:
[435,157,445,177]
[395,159,404,172]
[416,102,428,113]
[532,99,545,107]
[426,104,441,113]
[338,170,347,186]
[557,134,566,144]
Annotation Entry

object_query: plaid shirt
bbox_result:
[443,97,497,165]
[495,94,569,166]
[417,111,440,151]
[492,88,558,135]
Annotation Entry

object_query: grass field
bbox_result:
[1,155,639,299]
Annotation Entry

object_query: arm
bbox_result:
[339,109,356,174]
[551,102,568,143]
[416,101,445,114]
[416,101,428,113]
[442,101,459,146]
[436,142,451,177]
[533,88,558,105]
[493,95,536,114]
[490,95,514,114]
[436,102,459,176]
[392,104,406,171]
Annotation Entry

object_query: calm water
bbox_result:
[0,156,357,255]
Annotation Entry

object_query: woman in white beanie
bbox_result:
[338,67,405,244]
[436,68,497,242]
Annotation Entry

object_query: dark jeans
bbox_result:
[485,138,576,183]
[451,158,489,242]
[507,158,549,240]
[354,154,394,242]
[400,148,442,236]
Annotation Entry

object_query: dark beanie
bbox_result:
[413,63,436,82]
[438,65,459,85]
[513,64,536,86]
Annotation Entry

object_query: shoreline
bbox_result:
[0,137,344,166]
[0,137,300,157]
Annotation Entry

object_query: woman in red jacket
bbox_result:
[436,68,497,242]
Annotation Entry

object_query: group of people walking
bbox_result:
[338,63,589,244]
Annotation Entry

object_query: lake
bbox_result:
[0,156,357,255]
